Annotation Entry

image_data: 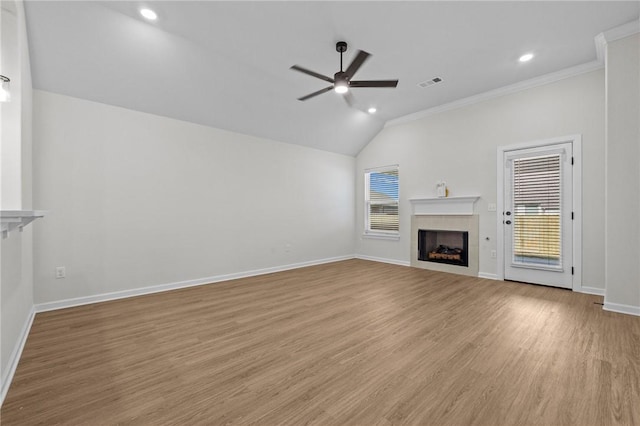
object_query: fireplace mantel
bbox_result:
[1,210,47,238]
[409,196,479,215]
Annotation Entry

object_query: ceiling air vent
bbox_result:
[417,77,442,88]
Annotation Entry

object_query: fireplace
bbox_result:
[410,210,479,277]
[418,230,469,267]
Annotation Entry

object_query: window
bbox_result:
[365,166,399,237]
[512,154,562,267]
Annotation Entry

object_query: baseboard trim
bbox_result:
[354,254,411,267]
[577,286,605,296]
[1,306,36,407]
[35,255,355,313]
[478,272,498,280]
[603,301,640,317]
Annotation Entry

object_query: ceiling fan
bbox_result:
[290,41,398,106]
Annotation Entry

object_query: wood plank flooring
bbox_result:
[2,259,639,425]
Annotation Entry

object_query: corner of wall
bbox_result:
[0,0,36,405]
[603,32,640,316]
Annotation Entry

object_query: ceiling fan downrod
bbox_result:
[336,41,347,72]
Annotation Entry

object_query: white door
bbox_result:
[503,142,573,289]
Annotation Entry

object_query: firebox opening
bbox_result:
[418,229,469,267]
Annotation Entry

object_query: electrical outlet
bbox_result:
[55,266,66,279]
[490,250,497,259]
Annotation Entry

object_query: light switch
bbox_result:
[488,203,497,212]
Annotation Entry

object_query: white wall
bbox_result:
[356,70,606,289]
[0,0,21,210]
[604,33,640,314]
[1,0,35,402]
[32,91,355,305]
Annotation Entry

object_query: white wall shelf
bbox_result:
[1,210,46,238]
[409,196,480,215]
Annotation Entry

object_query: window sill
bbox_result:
[362,233,400,241]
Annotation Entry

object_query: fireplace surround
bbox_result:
[410,197,479,277]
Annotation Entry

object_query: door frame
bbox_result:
[496,134,582,291]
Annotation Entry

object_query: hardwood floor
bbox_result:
[2,259,639,425]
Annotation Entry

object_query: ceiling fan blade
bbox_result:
[350,80,399,88]
[342,91,355,107]
[344,50,370,79]
[290,65,334,83]
[298,86,334,101]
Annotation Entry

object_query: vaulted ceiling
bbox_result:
[24,1,639,156]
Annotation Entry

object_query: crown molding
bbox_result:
[594,33,607,63]
[602,19,640,43]
[385,19,639,129]
[385,60,603,128]
[595,19,640,62]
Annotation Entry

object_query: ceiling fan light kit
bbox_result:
[334,81,348,94]
[291,41,398,106]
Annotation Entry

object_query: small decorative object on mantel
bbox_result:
[436,180,449,198]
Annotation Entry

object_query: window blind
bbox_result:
[366,167,399,233]
[512,154,561,267]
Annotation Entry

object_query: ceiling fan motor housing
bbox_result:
[334,71,349,83]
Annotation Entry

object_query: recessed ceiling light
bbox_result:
[140,8,157,20]
[519,53,534,63]
[368,107,377,114]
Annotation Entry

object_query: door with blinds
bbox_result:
[503,143,573,288]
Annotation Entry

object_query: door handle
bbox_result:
[505,211,511,216]
[505,220,512,225]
